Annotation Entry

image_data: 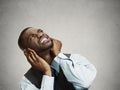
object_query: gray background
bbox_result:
[0,0,120,90]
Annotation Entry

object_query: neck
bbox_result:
[38,49,53,64]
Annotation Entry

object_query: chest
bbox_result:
[24,68,75,90]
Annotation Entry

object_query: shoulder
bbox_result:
[63,53,71,58]
[20,76,31,84]
[64,53,85,59]
[63,53,86,59]
[23,68,43,89]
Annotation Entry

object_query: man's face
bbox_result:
[22,27,53,53]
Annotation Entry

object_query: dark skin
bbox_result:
[21,27,62,76]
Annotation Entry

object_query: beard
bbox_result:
[35,39,53,53]
[39,42,53,52]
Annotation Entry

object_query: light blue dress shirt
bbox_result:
[20,53,97,90]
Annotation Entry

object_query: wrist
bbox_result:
[44,70,52,77]
[54,51,60,57]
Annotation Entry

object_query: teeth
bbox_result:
[41,38,48,43]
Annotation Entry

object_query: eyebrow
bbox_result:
[27,29,43,40]
[37,29,43,32]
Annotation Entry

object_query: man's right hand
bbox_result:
[50,38,62,57]
[24,48,52,76]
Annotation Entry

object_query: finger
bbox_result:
[27,48,36,55]
[26,48,32,54]
[24,49,36,66]
[29,52,37,62]
[51,38,58,43]
[50,38,55,41]
[27,54,34,65]
[28,48,39,59]
[24,50,29,56]
[27,48,34,52]
[28,48,45,62]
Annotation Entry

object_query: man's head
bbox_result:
[18,27,53,53]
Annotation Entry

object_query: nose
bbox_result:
[37,32,44,38]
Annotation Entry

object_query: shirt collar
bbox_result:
[57,53,69,59]
[51,53,69,73]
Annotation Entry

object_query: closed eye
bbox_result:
[37,29,43,33]
[29,34,37,40]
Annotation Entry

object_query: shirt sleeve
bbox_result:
[59,53,97,90]
[20,75,54,90]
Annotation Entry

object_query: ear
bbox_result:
[23,49,26,51]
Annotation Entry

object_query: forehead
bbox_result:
[22,27,41,38]
[21,28,37,41]
[24,27,38,35]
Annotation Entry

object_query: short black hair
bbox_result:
[18,27,32,50]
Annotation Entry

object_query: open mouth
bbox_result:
[39,34,49,44]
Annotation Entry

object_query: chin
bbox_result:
[45,39,53,48]
[44,42,53,50]
[39,41,53,52]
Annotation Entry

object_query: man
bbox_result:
[18,27,97,90]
